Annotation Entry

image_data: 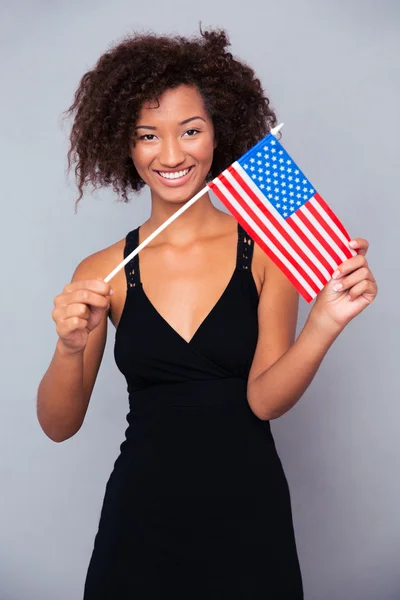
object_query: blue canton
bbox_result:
[237,134,317,219]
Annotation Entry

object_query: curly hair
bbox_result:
[62,26,277,212]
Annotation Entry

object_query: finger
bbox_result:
[332,267,374,293]
[347,279,377,302]
[64,279,113,296]
[332,254,368,279]
[348,238,369,256]
[66,289,110,308]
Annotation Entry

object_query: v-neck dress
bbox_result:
[83,223,303,599]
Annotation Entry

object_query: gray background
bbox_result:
[1,0,399,598]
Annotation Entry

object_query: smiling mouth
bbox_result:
[155,166,194,180]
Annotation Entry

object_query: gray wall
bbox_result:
[1,1,399,598]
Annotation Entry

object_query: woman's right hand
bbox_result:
[52,278,114,355]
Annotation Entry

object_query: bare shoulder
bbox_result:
[71,236,126,322]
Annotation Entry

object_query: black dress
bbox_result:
[83,222,303,599]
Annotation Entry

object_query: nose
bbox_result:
[158,137,186,168]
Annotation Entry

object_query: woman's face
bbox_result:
[130,84,216,204]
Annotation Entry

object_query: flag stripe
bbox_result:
[295,209,342,265]
[310,197,357,259]
[314,192,353,241]
[283,213,335,274]
[306,201,353,260]
[301,205,347,261]
[225,169,327,288]
[231,165,331,282]
[210,178,316,300]
[220,172,322,294]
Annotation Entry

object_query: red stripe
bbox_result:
[227,169,328,285]
[284,215,333,275]
[219,172,322,295]
[307,199,353,260]
[295,209,342,264]
[314,192,352,240]
[210,183,313,302]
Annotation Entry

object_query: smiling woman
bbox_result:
[37,23,376,600]
[42,27,304,599]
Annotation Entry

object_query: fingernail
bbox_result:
[333,283,343,292]
[349,240,357,248]
[347,294,352,301]
[332,270,341,279]
[110,289,115,295]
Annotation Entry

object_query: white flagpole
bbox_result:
[103,123,284,283]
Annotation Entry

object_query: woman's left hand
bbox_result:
[310,237,378,332]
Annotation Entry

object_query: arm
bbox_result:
[247,237,377,421]
[36,255,110,442]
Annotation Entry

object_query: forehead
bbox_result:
[137,85,209,122]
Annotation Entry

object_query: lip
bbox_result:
[154,166,195,187]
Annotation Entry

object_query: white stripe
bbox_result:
[212,176,317,298]
[301,204,347,262]
[310,197,357,257]
[230,165,330,282]
[290,212,337,269]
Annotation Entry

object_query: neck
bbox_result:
[144,188,222,245]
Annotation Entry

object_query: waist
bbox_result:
[128,377,249,413]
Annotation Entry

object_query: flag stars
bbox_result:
[257,152,262,157]
[250,158,255,163]
[257,160,262,165]
[260,184,265,189]
[250,166,255,171]
[244,164,249,170]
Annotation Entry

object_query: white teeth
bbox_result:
[158,168,190,180]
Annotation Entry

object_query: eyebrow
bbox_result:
[134,116,206,130]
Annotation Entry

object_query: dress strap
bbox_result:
[236,223,255,271]
[124,227,141,289]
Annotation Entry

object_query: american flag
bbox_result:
[209,133,356,303]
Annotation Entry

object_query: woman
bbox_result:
[37,28,378,598]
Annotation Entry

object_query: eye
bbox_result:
[139,134,157,141]
[184,129,200,137]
